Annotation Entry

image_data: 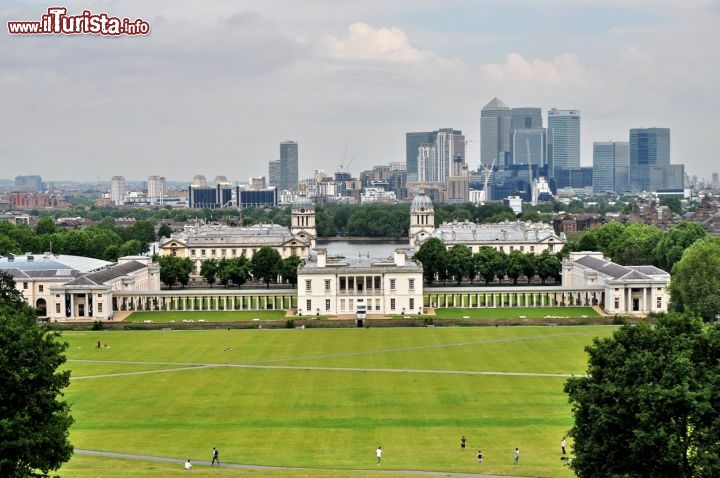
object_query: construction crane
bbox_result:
[339,142,349,172]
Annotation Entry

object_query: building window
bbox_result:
[408,279,415,291]
[191,249,196,256]
[390,279,396,291]
[98,303,103,313]
[211,249,216,256]
[98,294,102,298]
[55,303,61,313]
[305,280,312,292]
[324,279,331,292]
[530,246,535,252]
[375,299,380,310]
[232,249,236,256]
[520,246,524,251]
[172,250,177,256]
[374,276,381,290]
[306,299,312,312]
[39,285,43,292]
[614,298,620,309]
[409,298,415,310]
[390,298,396,310]
[349,299,354,310]
[339,277,346,291]
[201,250,206,256]
[23,282,28,289]
[656,297,662,309]
[325,299,331,311]
[348,277,354,290]
[340,299,345,312]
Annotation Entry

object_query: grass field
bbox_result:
[59,326,614,477]
[431,306,601,320]
[125,310,289,323]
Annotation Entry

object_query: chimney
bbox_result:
[394,249,406,266]
[317,248,327,268]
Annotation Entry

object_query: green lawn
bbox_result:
[125,310,288,323]
[430,306,601,320]
[59,327,614,477]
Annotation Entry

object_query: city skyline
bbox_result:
[2,1,718,182]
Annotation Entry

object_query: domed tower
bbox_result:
[409,192,435,249]
[291,194,316,247]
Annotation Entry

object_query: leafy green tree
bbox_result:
[607,223,662,265]
[251,246,283,288]
[565,314,720,478]
[506,250,525,284]
[34,216,57,235]
[314,207,336,237]
[474,247,502,285]
[156,223,173,240]
[584,221,626,256]
[653,221,707,272]
[0,233,19,256]
[413,237,447,285]
[225,256,251,287]
[0,271,74,477]
[521,252,536,283]
[200,258,219,288]
[535,250,560,284]
[119,239,142,257]
[281,255,302,286]
[660,196,683,215]
[156,255,191,289]
[670,238,720,322]
[447,245,472,285]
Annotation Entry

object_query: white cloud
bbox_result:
[320,22,433,63]
[481,52,588,85]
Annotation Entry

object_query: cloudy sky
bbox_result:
[2,0,719,183]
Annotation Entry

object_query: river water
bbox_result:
[316,240,409,259]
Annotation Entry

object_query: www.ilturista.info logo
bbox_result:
[8,7,151,35]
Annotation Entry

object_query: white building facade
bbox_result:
[297,249,423,316]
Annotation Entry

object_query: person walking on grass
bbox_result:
[376,446,382,464]
[460,435,467,451]
[513,447,520,465]
[477,449,483,464]
[561,437,566,455]
[212,447,220,465]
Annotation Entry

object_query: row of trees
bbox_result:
[156,247,302,289]
[413,237,562,286]
[0,217,157,261]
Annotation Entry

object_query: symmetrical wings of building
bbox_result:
[157,195,317,278]
[409,192,566,254]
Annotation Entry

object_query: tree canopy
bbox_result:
[0,271,74,477]
[251,246,283,288]
[565,314,720,478]
[670,238,720,322]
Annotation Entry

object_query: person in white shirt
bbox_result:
[376,446,382,464]
[184,459,193,470]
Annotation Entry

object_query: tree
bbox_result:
[281,255,302,286]
[670,238,720,322]
[0,271,74,477]
[251,246,283,288]
[535,250,560,284]
[157,255,192,289]
[564,314,720,478]
[653,221,706,272]
[156,223,173,240]
[474,247,502,285]
[413,237,447,285]
[119,239,143,257]
[607,223,661,265]
[34,216,57,235]
[200,258,219,288]
[447,245,472,285]
[521,252,536,283]
[506,250,525,284]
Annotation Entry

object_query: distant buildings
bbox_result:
[110,176,126,206]
[547,109,581,177]
[147,175,166,206]
[14,175,44,192]
[480,97,512,169]
[593,141,629,194]
[629,128,672,191]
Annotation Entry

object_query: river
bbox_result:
[315,239,409,259]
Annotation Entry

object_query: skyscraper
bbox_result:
[512,128,547,167]
[510,107,542,132]
[417,143,437,182]
[147,175,166,206]
[480,97,512,169]
[279,141,299,192]
[593,141,629,194]
[547,109,581,177]
[629,128,670,191]
[406,132,436,181]
[435,128,465,182]
[110,176,126,206]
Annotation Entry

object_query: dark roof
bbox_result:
[574,255,669,280]
[64,261,146,286]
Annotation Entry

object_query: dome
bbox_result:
[410,193,433,210]
[293,195,314,209]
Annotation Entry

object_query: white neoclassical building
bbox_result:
[409,193,566,254]
[297,248,423,316]
[0,253,160,320]
[158,195,317,278]
[562,252,671,314]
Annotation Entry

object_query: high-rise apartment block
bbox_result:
[147,175,166,206]
[629,128,671,191]
[547,109,581,177]
[14,175,44,192]
[407,129,465,184]
[593,141,629,194]
[110,176,126,206]
[406,132,436,181]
